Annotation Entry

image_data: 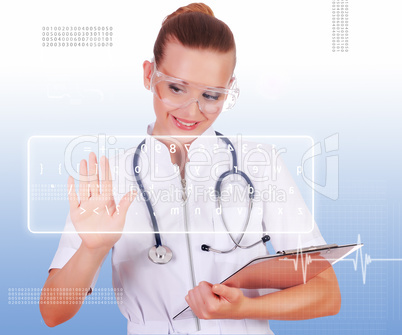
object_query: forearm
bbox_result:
[40,244,109,327]
[240,267,341,320]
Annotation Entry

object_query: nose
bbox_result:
[180,98,203,119]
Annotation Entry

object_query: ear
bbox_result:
[143,60,153,90]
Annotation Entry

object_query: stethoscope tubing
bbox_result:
[133,139,163,248]
[133,132,269,263]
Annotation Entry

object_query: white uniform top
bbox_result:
[49,122,326,334]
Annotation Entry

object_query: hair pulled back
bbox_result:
[153,3,236,67]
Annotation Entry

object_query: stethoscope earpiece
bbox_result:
[262,235,270,243]
[201,244,211,252]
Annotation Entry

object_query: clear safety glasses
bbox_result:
[149,62,240,114]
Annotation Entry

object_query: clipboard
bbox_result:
[173,242,363,320]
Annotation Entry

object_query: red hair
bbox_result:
[153,3,236,67]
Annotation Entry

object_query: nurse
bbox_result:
[40,3,341,334]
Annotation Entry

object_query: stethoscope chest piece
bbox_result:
[148,245,173,264]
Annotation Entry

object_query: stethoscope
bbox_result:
[133,131,270,264]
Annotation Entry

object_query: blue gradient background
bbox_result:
[1,0,401,334]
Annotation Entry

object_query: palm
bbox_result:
[68,153,135,251]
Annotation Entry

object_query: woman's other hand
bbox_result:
[185,281,249,320]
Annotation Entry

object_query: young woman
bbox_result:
[40,3,341,334]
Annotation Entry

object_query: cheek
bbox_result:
[153,96,169,118]
[206,112,221,124]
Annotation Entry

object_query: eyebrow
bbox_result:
[177,79,189,85]
[158,64,229,89]
[167,73,226,89]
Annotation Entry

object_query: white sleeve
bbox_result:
[48,212,107,293]
[262,150,326,252]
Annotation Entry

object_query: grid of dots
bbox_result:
[332,0,349,52]
[42,26,113,47]
[8,287,123,305]
[30,183,117,201]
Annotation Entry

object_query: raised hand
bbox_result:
[67,152,136,252]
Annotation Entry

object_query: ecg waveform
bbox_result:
[339,234,402,285]
[280,234,402,285]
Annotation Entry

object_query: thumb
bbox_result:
[114,191,137,218]
[212,284,240,303]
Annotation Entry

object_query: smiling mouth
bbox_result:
[172,116,200,127]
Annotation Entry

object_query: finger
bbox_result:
[198,282,219,308]
[212,284,240,303]
[112,191,137,226]
[67,176,79,209]
[186,289,201,315]
[100,155,113,202]
[187,286,207,308]
[185,294,195,315]
[194,285,207,306]
[199,281,213,289]
[79,159,89,202]
[88,152,100,197]
[190,284,214,319]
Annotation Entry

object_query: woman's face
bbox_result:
[143,40,235,143]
